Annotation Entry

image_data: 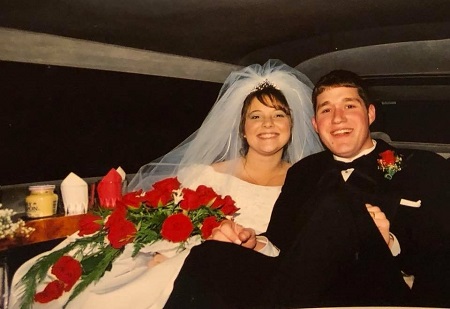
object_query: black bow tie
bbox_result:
[335,160,355,170]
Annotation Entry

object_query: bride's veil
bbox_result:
[128,59,323,191]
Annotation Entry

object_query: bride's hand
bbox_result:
[209,220,257,250]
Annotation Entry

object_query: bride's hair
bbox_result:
[239,85,291,157]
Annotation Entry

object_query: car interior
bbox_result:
[0,0,449,303]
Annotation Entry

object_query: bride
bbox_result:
[129,59,323,235]
[9,59,323,308]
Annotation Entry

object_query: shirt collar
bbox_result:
[333,139,377,163]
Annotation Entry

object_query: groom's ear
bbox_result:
[312,116,319,133]
[368,104,376,125]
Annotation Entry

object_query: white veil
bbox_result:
[128,59,323,191]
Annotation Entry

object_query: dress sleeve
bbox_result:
[255,236,280,257]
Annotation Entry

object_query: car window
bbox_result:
[372,99,450,144]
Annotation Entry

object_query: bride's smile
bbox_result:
[245,97,291,156]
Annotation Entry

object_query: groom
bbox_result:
[165,70,450,308]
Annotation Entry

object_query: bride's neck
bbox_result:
[242,151,284,171]
[240,152,288,186]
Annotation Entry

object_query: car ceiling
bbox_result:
[1,0,450,186]
[1,0,449,83]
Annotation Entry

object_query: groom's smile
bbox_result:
[312,86,375,159]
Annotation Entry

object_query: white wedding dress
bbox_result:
[9,165,281,309]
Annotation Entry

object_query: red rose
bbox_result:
[180,188,201,211]
[211,196,224,209]
[161,213,193,242]
[144,177,179,207]
[107,218,136,249]
[152,177,181,192]
[51,256,82,291]
[195,185,219,206]
[379,150,396,164]
[34,280,65,303]
[105,202,127,227]
[78,213,102,236]
[210,194,234,210]
[218,195,239,215]
[122,189,145,209]
[201,216,222,239]
[105,204,137,248]
[144,188,173,207]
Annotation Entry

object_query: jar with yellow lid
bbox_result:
[25,185,58,218]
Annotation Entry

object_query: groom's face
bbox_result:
[312,86,375,158]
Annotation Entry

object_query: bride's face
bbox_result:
[244,97,292,157]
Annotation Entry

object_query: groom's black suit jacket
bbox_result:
[165,139,450,309]
[266,139,450,307]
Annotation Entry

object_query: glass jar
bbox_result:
[25,185,58,218]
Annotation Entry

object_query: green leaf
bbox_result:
[81,251,110,273]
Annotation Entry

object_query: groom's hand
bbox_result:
[366,203,391,246]
[209,220,257,249]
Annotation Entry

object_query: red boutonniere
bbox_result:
[377,150,403,180]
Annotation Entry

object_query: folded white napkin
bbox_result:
[61,172,88,215]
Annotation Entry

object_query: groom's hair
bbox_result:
[312,70,371,111]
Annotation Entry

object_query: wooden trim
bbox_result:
[0,214,83,251]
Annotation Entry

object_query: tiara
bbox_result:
[251,79,280,92]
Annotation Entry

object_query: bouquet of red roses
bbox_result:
[16,177,238,309]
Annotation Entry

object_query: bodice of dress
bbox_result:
[177,164,281,234]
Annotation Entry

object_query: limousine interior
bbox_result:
[1,0,449,303]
